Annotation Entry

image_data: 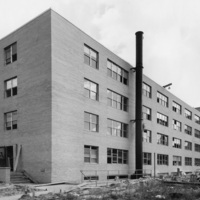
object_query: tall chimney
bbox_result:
[135,31,143,177]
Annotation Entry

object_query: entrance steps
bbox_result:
[10,171,33,184]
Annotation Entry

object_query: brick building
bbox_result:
[0,9,200,183]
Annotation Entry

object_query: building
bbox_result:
[0,9,200,183]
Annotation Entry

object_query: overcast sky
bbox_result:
[1,0,200,107]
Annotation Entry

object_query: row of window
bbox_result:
[84,145,128,164]
[84,45,128,85]
[84,112,128,138]
[143,82,200,123]
[143,107,200,136]
[144,153,200,166]
[143,130,200,151]
[84,79,128,112]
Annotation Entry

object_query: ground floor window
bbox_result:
[185,157,192,166]
[84,145,98,163]
[195,158,200,166]
[173,156,181,166]
[143,152,151,165]
[157,154,168,165]
[107,148,128,164]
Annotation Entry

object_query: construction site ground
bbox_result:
[1,175,200,199]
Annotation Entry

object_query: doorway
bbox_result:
[0,146,14,171]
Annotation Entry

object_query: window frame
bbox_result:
[4,42,17,65]
[84,112,99,132]
[107,60,128,85]
[185,157,192,166]
[107,119,128,138]
[195,129,200,139]
[184,124,192,135]
[185,109,192,120]
[84,145,98,164]
[4,110,17,130]
[143,82,151,98]
[143,106,151,120]
[157,154,168,165]
[173,156,182,166]
[84,45,98,69]
[172,101,181,114]
[195,143,200,153]
[157,92,168,107]
[4,77,17,98]
[195,115,200,124]
[143,152,151,165]
[157,133,168,146]
[107,89,128,112]
[143,129,152,143]
[172,119,181,132]
[107,148,128,164]
[84,78,98,101]
[172,137,182,149]
[185,141,192,151]
[157,112,168,127]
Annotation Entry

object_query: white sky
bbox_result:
[1,0,200,107]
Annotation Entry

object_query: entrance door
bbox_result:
[0,146,14,171]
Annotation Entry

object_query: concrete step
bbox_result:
[10,172,32,184]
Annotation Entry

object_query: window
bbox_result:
[172,137,181,149]
[184,125,192,135]
[84,45,98,69]
[107,148,128,164]
[185,141,192,151]
[173,156,181,166]
[195,129,200,138]
[172,119,181,132]
[5,77,17,98]
[195,115,200,124]
[5,111,17,130]
[172,101,181,114]
[107,90,128,112]
[143,129,151,143]
[143,83,151,98]
[157,113,168,126]
[84,112,98,132]
[185,157,192,166]
[185,109,192,120]
[4,42,17,65]
[195,158,200,166]
[157,92,168,107]
[107,119,128,138]
[143,106,151,120]
[107,60,128,85]
[157,133,168,146]
[195,144,200,153]
[84,145,98,163]
[84,79,98,100]
[157,154,168,165]
[143,152,151,165]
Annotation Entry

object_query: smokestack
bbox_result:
[135,31,143,177]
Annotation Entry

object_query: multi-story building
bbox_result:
[0,9,199,183]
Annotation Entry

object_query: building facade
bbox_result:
[0,9,199,183]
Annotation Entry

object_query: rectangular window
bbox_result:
[184,125,192,135]
[172,119,181,131]
[185,109,192,120]
[143,152,151,165]
[172,137,181,149]
[84,79,98,101]
[157,92,168,107]
[107,60,128,85]
[172,101,181,114]
[5,77,17,98]
[173,156,181,166]
[107,148,128,164]
[143,106,151,120]
[195,129,200,138]
[143,129,151,143]
[4,42,17,65]
[5,111,17,130]
[107,119,128,138]
[84,145,98,163]
[84,112,98,132]
[185,141,192,151]
[157,154,168,165]
[195,143,200,152]
[157,133,168,146]
[143,82,151,98]
[195,158,200,166]
[84,45,98,69]
[185,157,192,166]
[157,112,168,126]
[195,115,200,124]
[107,89,128,112]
